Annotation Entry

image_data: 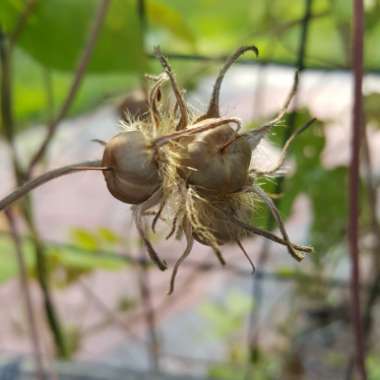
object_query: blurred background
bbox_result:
[0,0,380,379]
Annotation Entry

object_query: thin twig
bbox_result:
[201,45,258,119]
[137,244,161,371]
[0,160,103,211]
[27,0,111,174]
[230,215,313,254]
[79,280,145,343]
[348,0,367,377]
[5,209,46,380]
[9,0,38,50]
[1,20,68,358]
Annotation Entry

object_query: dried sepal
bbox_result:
[197,45,259,121]
[168,217,193,294]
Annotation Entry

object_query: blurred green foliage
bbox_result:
[201,290,281,379]
[11,48,139,126]
[201,290,252,338]
[0,0,145,73]
[368,355,380,380]
[364,92,380,126]
[1,0,380,129]
[0,227,124,287]
[250,109,370,262]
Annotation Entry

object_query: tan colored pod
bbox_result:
[178,125,252,194]
[102,131,160,204]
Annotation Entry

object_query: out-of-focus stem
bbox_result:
[0,160,103,211]
[27,0,111,173]
[348,0,367,378]
[5,209,46,380]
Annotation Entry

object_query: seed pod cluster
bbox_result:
[0,46,314,294]
[99,46,314,293]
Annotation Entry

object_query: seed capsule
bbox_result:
[102,130,160,204]
[178,125,252,193]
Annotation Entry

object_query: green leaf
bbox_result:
[97,227,121,245]
[0,0,146,73]
[331,0,352,24]
[155,0,264,52]
[200,290,251,338]
[364,92,380,126]
[0,235,34,284]
[70,228,99,250]
[252,110,350,257]
[5,48,139,129]
[147,0,196,48]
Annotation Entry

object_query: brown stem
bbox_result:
[27,0,111,174]
[137,244,161,370]
[0,160,103,211]
[236,239,256,273]
[152,116,241,148]
[79,280,144,343]
[251,184,305,261]
[5,209,46,380]
[200,45,259,120]
[22,200,69,359]
[230,215,313,255]
[260,70,299,129]
[168,218,193,294]
[250,118,316,175]
[348,0,367,378]
[9,0,38,50]
[148,73,168,132]
[154,46,189,130]
[133,189,168,271]
[1,24,68,359]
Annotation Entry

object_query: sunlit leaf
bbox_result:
[147,0,196,48]
[70,228,98,251]
[97,227,121,245]
[0,235,34,284]
[364,92,380,126]
[0,0,146,73]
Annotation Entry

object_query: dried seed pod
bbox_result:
[173,46,259,194]
[0,45,317,293]
[156,46,316,293]
[102,130,160,204]
[178,125,252,193]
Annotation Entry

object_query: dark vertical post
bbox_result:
[348,0,367,378]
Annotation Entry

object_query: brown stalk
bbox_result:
[348,0,367,378]
[199,45,259,120]
[27,0,111,174]
[168,218,194,294]
[251,184,305,261]
[9,0,38,50]
[250,118,316,175]
[152,116,241,147]
[5,209,46,380]
[154,46,189,130]
[0,160,104,211]
[133,189,168,271]
[1,16,68,357]
[229,215,313,255]
[137,244,161,370]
